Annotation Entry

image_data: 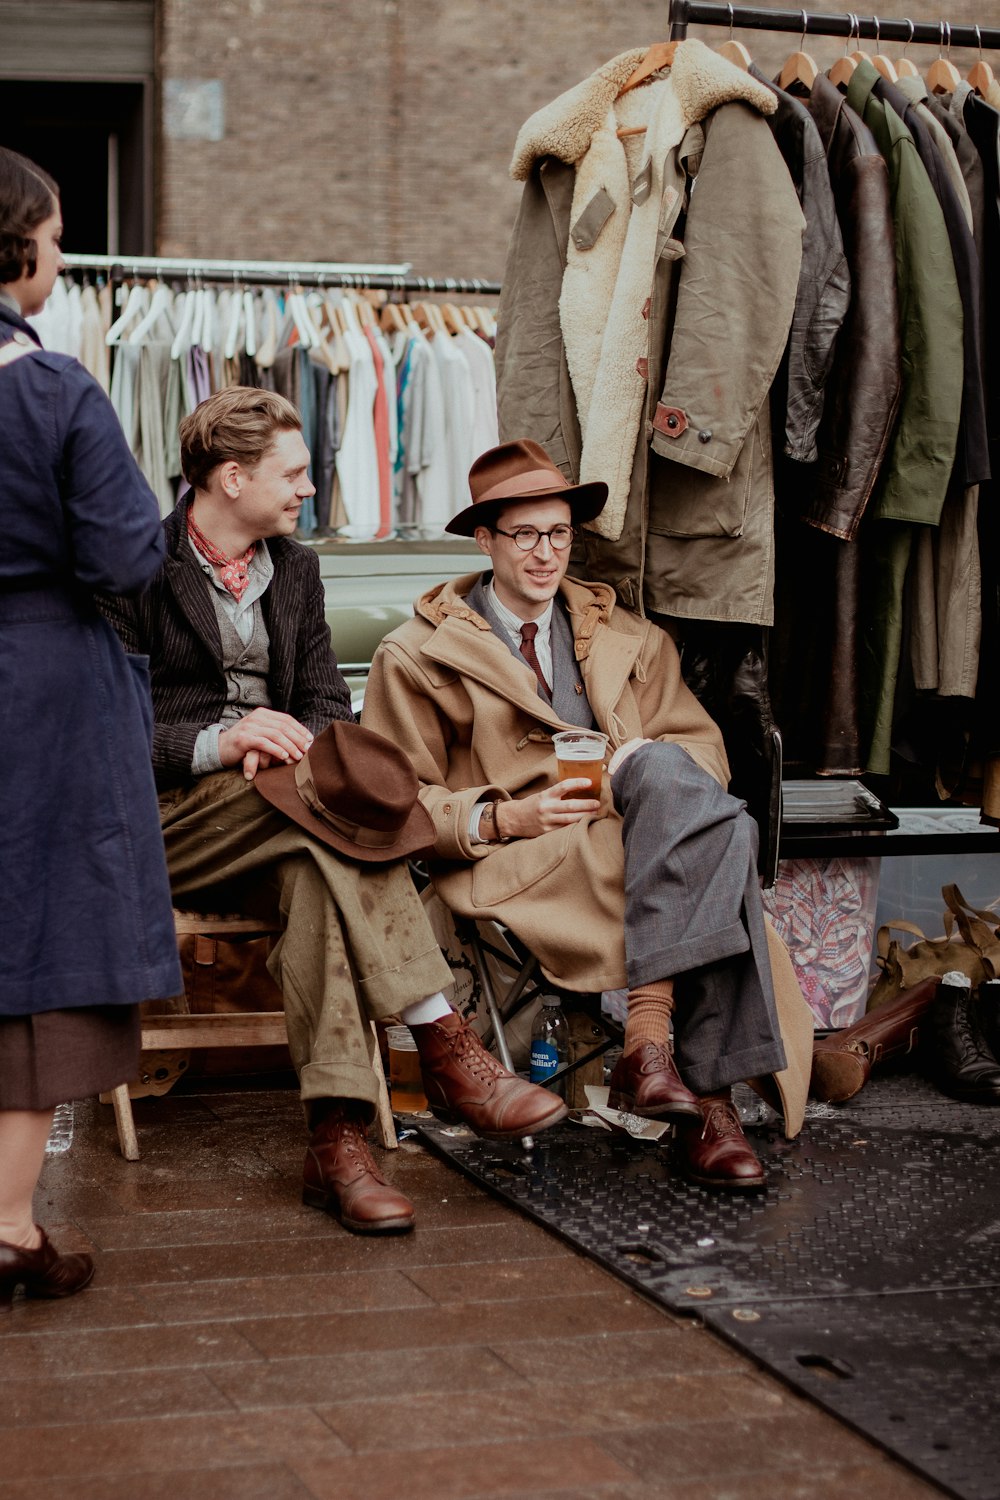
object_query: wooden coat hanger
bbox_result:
[778,11,819,90]
[968,26,996,97]
[828,13,861,88]
[614,39,678,139]
[926,23,962,94]
[715,8,751,70]
[896,18,920,78]
[617,41,678,98]
[871,21,898,83]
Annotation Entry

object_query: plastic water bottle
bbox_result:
[44,1101,74,1155]
[530,995,569,1096]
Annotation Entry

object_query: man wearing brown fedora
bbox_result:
[100,392,567,1236]
[364,439,814,1191]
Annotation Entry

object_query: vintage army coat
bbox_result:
[496,40,805,626]
[0,300,181,1017]
[363,572,814,1136]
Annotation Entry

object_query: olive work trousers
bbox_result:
[158,771,452,1117]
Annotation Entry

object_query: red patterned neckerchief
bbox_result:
[186,507,256,602]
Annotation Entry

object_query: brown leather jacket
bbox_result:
[803,74,901,541]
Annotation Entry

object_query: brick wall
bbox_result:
[158,0,1000,279]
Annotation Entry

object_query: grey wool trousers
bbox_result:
[158,771,452,1117]
[612,742,788,1095]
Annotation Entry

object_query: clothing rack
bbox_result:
[62,253,502,297]
[668,1,1000,49]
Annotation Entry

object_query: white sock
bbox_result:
[399,993,453,1027]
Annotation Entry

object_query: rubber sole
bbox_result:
[302,1184,415,1234]
[429,1100,570,1140]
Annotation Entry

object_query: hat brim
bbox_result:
[445,479,609,537]
[254,762,436,864]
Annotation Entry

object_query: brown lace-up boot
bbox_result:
[674,1091,766,1192]
[411,1010,568,1139]
[303,1103,415,1234]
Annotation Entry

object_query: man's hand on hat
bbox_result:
[218,708,314,781]
[495,780,600,840]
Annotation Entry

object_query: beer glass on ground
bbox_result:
[551,730,608,798]
[386,1025,428,1111]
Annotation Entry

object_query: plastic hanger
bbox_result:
[779,11,819,90]
[189,284,206,349]
[127,281,172,344]
[170,282,198,359]
[105,279,149,345]
[896,18,920,78]
[968,25,996,97]
[828,14,861,88]
[242,288,256,359]
[287,282,318,349]
[223,283,244,361]
[926,22,962,94]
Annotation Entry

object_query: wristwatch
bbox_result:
[479,800,513,843]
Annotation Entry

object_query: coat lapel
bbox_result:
[163,540,224,669]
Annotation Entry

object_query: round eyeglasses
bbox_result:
[492,524,575,551]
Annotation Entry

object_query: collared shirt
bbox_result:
[486,581,555,690]
[470,583,555,843]
[190,537,275,775]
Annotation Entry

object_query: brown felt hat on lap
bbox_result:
[254,720,434,863]
[445,438,608,536]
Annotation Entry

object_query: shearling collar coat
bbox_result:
[496,40,805,626]
[363,571,813,1135]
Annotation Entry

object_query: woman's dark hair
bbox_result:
[0,147,59,284]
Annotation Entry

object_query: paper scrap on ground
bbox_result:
[572,1085,672,1142]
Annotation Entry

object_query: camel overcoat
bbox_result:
[363,572,813,1135]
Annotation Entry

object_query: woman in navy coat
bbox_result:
[0,148,181,1308]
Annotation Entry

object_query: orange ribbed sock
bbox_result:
[623,979,675,1056]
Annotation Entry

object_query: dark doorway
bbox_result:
[1,80,150,255]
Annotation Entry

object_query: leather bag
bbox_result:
[866,885,1000,1012]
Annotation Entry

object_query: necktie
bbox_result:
[519,622,552,700]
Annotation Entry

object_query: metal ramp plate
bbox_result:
[411,1073,1000,1500]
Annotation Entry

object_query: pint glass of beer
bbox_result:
[387,1025,428,1112]
[552,729,608,798]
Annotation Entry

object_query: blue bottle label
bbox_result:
[530,1040,559,1083]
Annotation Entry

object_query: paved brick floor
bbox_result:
[0,1082,943,1500]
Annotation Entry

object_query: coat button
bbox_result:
[667,414,679,430]
[698,429,712,443]
[442,802,452,814]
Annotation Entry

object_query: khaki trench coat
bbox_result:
[363,573,813,1135]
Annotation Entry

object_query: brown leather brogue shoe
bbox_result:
[412,1011,568,1139]
[674,1092,766,1192]
[0,1229,94,1311]
[303,1104,415,1234]
[607,1042,701,1119]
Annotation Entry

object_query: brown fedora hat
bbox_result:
[255,720,434,863]
[445,438,608,537]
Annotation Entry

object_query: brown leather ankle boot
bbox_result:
[303,1103,415,1234]
[674,1091,766,1192]
[411,1011,568,1139]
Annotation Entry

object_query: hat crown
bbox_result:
[468,439,570,506]
[308,723,417,833]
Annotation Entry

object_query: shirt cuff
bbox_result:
[192,724,226,776]
[469,800,491,844]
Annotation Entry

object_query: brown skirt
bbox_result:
[0,1006,141,1110]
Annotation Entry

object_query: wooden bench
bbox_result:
[107,912,396,1159]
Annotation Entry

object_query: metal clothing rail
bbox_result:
[62,252,502,297]
[667,1,1000,49]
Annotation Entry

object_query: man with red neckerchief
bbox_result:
[101,388,566,1237]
